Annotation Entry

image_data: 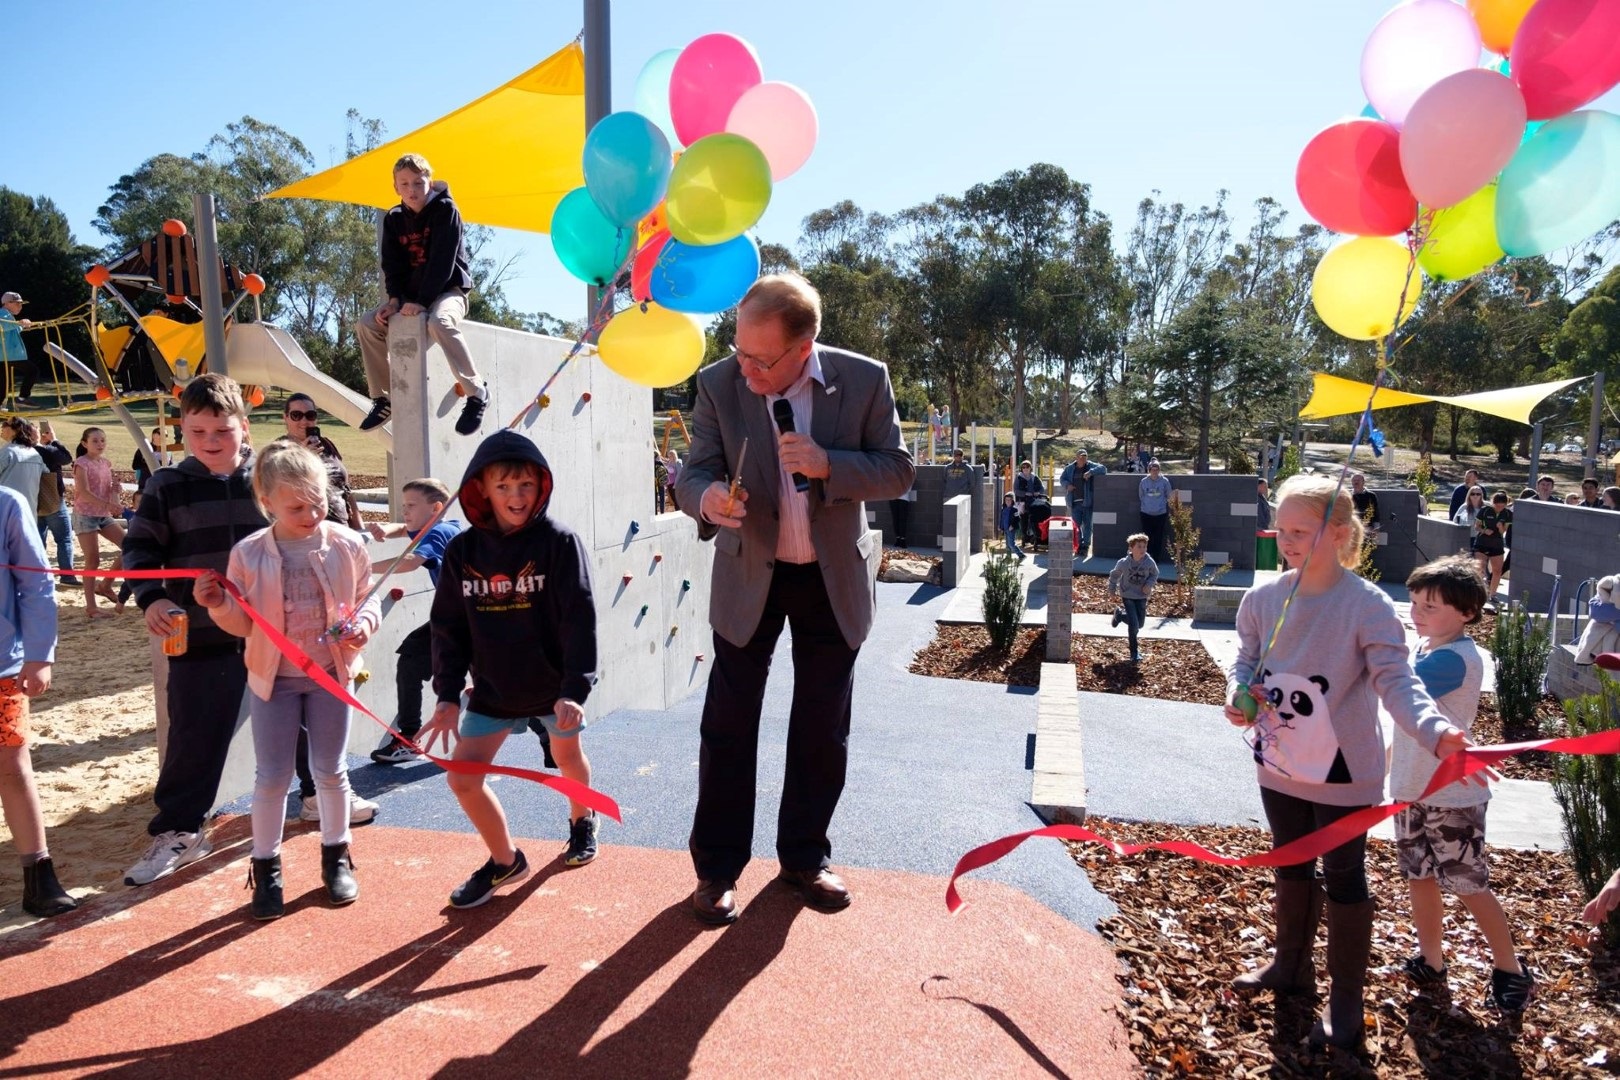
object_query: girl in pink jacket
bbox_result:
[195,441,380,921]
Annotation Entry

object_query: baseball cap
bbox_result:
[0,292,24,305]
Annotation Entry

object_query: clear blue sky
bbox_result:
[6,0,1617,321]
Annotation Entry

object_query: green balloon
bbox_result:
[551,186,633,286]
[1417,185,1505,282]
[1235,687,1259,724]
[665,133,773,247]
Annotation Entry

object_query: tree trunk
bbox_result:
[1057,355,1075,435]
[1011,344,1027,465]
[1447,406,1460,459]
[1196,373,1213,474]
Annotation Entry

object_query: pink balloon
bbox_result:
[669,33,764,147]
[726,82,819,181]
[1400,68,1527,208]
[1361,0,1484,128]
[1510,0,1620,121]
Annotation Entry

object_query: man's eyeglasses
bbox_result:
[735,341,804,372]
[286,410,318,422]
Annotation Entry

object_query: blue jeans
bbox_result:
[1121,597,1147,652]
[1003,527,1024,555]
[250,674,352,857]
[36,507,74,579]
[1075,506,1095,554]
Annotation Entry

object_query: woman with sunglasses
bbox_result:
[278,396,362,533]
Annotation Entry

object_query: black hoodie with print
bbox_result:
[431,431,597,719]
[380,180,474,308]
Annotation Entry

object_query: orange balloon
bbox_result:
[94,386,112,401]
[242,273,266,296]
[1468,0,1536,54]
[85,264,110,288]
[162,218,188,237]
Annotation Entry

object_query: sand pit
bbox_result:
[0,586,159,931]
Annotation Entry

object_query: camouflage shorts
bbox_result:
[1394,801,1490,895]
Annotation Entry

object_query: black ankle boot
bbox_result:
[321,842,358,905]
[248,855,284,920]
[22,857,77,918]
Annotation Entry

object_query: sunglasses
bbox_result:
[286,410,318,422]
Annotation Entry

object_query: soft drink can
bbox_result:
[162,609,189,657]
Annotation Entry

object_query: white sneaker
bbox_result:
[124,828,212,886]
[300,793,379,824]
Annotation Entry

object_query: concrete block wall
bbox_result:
[1088,474,1260,570]
[865,464,985,553]
[1416,515,1472,564]
[1046,521,1074,661]
[1363,488,1425,582]
[1505,500,1620,614]
[941,495,971,587]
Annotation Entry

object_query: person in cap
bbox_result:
[0,294,36,410]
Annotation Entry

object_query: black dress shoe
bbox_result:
[692,879,738,925]
[778,867,851,911]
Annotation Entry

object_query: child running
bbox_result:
[1392,555,1535,1013]
[194,441,380,919]
[72,427,126,618]
[420,430,599,908]
[1106,533,1158,663]
[1225,474,1473,1050]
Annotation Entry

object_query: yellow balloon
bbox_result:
[1467,0,1536,55]
[1311,236,1423,341]
[1418,185,1505,281]
[665,134,772,246]
[597,302,706,388]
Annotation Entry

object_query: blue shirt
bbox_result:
[408,520,463,587]
[0,311,24,365]
[0,486,57,675]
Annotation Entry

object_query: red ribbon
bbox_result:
[946,730,1613,914]
[14,564,621,822]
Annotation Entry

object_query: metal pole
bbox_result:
[1528,419,1543,489]
[1586,371,1605,481]
[583,0,612,326]
[193,193,229,378]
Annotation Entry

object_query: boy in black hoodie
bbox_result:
[355,153,487,437]
[421,431,599,908]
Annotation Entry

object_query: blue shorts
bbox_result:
[73,513,117,534]
[460,708,585,740]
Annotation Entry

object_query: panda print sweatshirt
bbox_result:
[1229,567,1453,807]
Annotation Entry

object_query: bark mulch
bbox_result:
[1074,570,1190,619]
[1473,694,1569,785]
[1071,817,1620,1078]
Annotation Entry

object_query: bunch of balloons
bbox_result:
[1298,0,1620,341]
[551,32,821,388]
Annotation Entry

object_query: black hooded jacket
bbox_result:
[381,180,474,307]
[431,431,597,718]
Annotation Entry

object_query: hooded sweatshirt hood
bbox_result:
[458,430,554,534]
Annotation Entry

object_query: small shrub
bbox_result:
[1355,507,1381,583]
[982,552,1023,653]
[1553,673,1620,943]
[1493,600,1553,731]
[1273,444,1302,486]
[1411,457,1436,510]
[1169,497,1204,608]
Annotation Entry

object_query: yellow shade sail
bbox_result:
[1299,372,1588,425]
[267,42,586,234]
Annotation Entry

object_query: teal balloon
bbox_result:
[649,234,761,314]
[583,111,672,227]
[1359,102,1381,120]
[1496,110,1620,258]
[550,187,633,286]
[634,49,683,149]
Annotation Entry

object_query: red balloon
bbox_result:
[631,229,672,303]
[1510,0,1620,120]
[1296,118,1416,236]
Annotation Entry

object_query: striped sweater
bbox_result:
[122,451,268,653]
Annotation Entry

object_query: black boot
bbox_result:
[21,857,77,918]
[1311,897,1376,1049]
[1233,876,1322,994]
[321,842,358,906]
[248,855,284,920]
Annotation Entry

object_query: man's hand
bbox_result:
[373,299,400,326]
[1585,869,1620,926]
[17,318,31,330]
[554,698,584,732]
[144,603,177,636]
[192,571,225,609]
[399,302,424,317]
[699,481,748,529]
[18,661,51,697]
[778,432,830,480]
[420,702,461,756]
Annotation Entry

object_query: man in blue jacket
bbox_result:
[1059,448,1106,557]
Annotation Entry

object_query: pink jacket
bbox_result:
[211,522,382,702]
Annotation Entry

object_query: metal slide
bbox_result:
[225,323,391,453]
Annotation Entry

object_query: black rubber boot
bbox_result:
[1311,897,1376,1049]
[321,842,358,906]
[248,855,284,920]
[21,857,77,918]
[1233,876,1323,994]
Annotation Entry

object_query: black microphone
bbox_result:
[772,399,810,492]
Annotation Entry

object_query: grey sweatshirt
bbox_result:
[1108,554,1159,599]
[1229,568,1452,807]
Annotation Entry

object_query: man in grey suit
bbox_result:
[676,273,914,926]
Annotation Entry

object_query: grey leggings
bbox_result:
[251,674,352,858]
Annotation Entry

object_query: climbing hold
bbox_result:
[695,653,705,663]
[653,552,663,563]
[638,605,649,618]
[537,393,552,409]
[622,573,634,585]
[581,392,592,403]
[669,625,678,636]
[388,587,405,602]
[353,670,371,686]
[629,521,641,535]
[453,383,466,397]
[681,579,691,592]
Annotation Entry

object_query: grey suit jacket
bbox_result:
[676,345,915,650]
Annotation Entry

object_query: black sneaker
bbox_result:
[1403,953,1448,987]
[449,849,530,909]
[564,814,599,867]
[1110,606,1124,628]
[1489,957,1535,1014]
[359,395,392,431]
[371,735,422,765]
[455,388,488,436]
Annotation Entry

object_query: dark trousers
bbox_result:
[6,360,34,399]
[1122,597,1147,651]
[395,622,433,738]
[1141,511,1170,563]
[888,498,910,547]
[1260,786,1371,904]
[690,562,859,882]
[149,648,248,835]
